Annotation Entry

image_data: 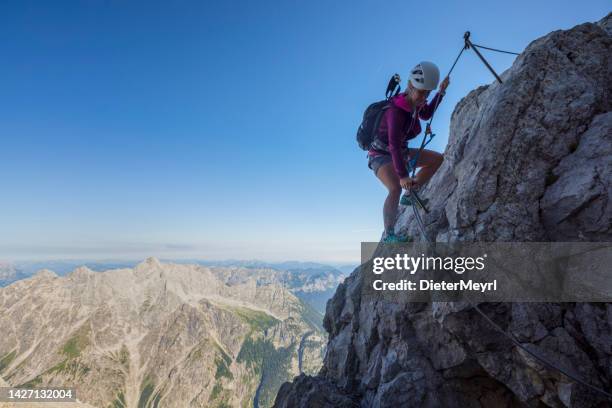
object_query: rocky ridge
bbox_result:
[0,258,325,408]
[275,14,612,408]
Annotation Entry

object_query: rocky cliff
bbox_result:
[0,258,325,408]
[275,14,611,408]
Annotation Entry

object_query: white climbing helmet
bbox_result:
[409,61,440,91]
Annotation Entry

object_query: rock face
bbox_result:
[275,14,611,408]
[0,258,325,408]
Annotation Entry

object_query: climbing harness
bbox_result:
[399,33,612,400]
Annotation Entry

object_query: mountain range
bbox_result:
[0,258,326,408]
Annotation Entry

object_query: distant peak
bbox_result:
[137,257,163,269]
[67,266,93,278]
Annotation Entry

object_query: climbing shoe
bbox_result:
[400,193,412,206]
[383,232,412,243]
[401,191,430,213]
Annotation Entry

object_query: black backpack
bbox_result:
[356,74,402,150]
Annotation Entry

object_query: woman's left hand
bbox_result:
[439,76,450,93]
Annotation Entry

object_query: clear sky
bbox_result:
[1,0,609,262]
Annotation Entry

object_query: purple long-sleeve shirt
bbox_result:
[369,92,443,178]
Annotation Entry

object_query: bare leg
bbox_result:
[408,148,444,188]
[376,162,402,233]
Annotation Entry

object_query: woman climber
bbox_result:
[368,61,449,243]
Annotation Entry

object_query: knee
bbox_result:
[433,153,444,169]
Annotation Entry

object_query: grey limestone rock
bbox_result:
[274,13,612,408]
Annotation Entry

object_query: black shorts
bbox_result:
[368,149,417,176]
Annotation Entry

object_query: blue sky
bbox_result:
[0,0,609,262]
